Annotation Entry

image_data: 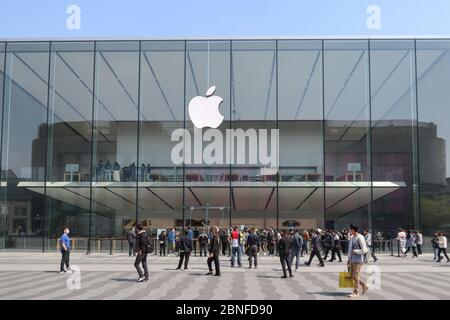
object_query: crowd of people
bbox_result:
[59,224,450,298]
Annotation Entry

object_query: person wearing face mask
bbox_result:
[59,226,72,274]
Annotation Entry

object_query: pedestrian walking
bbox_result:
[198,230,209,257]
[158,230,166,256]
[206,226,221,276]
[127,226,137,257]
[279,230,294,278]
[347,224,369,298]
[59,226,72,274]
[329,230,342,262]
[246,228,260,269]
[168,228,176,256]
[432,233,440,261]
[176,228,193,270]
[437,232,450,262]
[363,229,378,262]
[267,228,275,256]
[230,226,242,267]
[134,223,150,282]
[289,229,303,271]
[416,230,423,255]
[304,229,325,267]
[404,230,418,258]
[396,228,407,257]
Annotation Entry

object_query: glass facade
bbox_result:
[0,39,449,251]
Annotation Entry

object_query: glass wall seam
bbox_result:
[413,39,421,230]
[87,41,97,255]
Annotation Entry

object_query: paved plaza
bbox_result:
[0,252,449,300]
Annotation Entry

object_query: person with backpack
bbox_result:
[246,228,260,269]
[176,227,193,270]
[289,229,303,271]
[59,226,72,274]
[347,224,369,298]
[278,230,293,278]
[134,223,150,282]
[198,230,209,257]
[267,228,275,256]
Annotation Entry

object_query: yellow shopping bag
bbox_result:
[339,271,354,288]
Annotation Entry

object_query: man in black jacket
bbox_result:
[246,228,260,269]
[206,226,221,276]
[278,230,294,278]
[176,228,193,270]
[305,229,325,267]
[134,223,149,282]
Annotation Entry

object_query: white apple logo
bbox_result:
[188,86,224,129]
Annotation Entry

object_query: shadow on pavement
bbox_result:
[308,291,349,297]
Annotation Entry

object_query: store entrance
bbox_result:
[184,204,230,232]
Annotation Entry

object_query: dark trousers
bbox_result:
[134,253,149,278]
[177,252,191,269]
[128,242,135,256]
[417,244,422,255]
[159,243,166,256]
[280,254,292,276]
[199,244,207,256]
[437,248,450,262]
[307,249,324,265]
[248,246,258,267]
[404,246,418,257]
[207,253,220,275]
[301,241,308,255]
[60,250,70,271]
[289,249,301,270]
[267,242,275,255]
[330,246,342,261]
[221,242,228,256]
[323,246,332,260]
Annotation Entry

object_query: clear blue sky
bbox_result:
[0,0,449,37]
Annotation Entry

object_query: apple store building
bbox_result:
[0,38,450,251]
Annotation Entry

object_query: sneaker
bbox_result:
[144,277,149,281]
[281,275,287,278]
[318,263,325,267]
[206,271,213,275]
[66,270,73,274]
[289,274,294,278]
[59,271,66,274]
[137,276,146,282]
[362,285,369,294]
[348,293,360,298]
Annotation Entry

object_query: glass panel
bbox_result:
[1,42,49,250]
[45,42,94,251]
[417,40,450,237]
[278,40,324,231]
[91,42,139,244]
[231,41,277,230]
[324,40,371,231]
[184,40,231,230]
[139,41,184,234]
[0,43,5,249]
[370,40,419,234]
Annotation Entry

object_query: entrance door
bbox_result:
[185,205,230,233]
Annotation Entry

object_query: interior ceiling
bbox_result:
[7,45,446,144]
[18,181,405,219]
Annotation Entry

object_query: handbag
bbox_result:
[339,268,354,288]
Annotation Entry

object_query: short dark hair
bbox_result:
[62,226,69,233]
[136,223,144,231]
[350,224,358,232]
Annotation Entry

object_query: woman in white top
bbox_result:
[437,233,449,262]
